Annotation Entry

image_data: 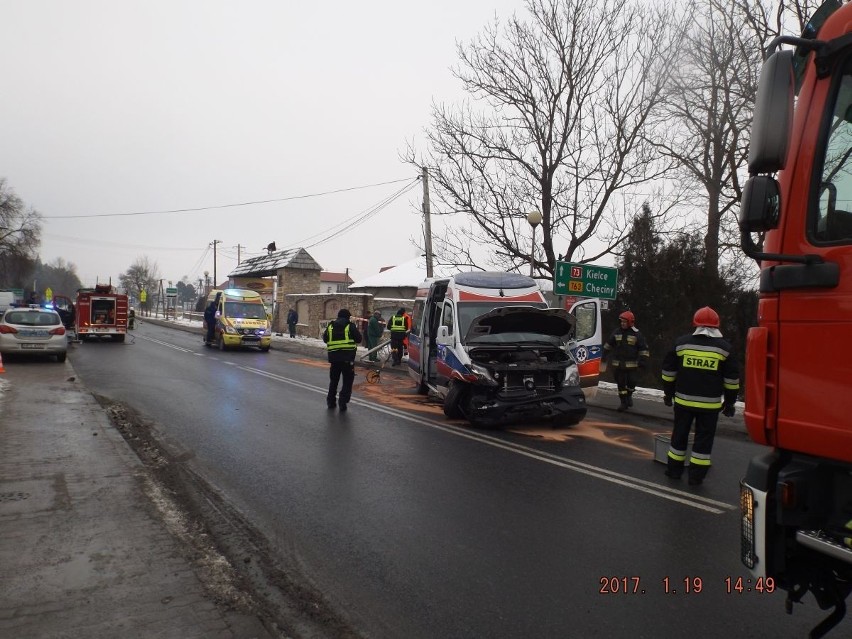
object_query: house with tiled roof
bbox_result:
[319,271,354,294]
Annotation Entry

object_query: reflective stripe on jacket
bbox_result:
[326,322,356,352]
[602,327,649,368]
[661,333,740,411]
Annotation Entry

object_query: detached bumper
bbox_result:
[467,386,587,426]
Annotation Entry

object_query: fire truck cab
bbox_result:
[739,1,852,633]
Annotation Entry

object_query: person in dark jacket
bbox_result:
[286,307,298,338]
[323,308,363,411]
[661,306,740,485]
[366,310,385,361]
[203,296,219,345]
[600,311,650,411]
[388,307,408,366]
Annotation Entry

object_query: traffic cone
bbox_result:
[0,352,5,374]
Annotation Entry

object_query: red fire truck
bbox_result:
[75,284,129,342]
[739,1,852,635]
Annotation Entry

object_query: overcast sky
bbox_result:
[0,0,523,289]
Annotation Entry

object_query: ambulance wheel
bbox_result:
[443,383,468,419]
[260,345,270,352]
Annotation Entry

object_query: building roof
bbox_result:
[228,248,322,278]
[349,257,556,293]
[349,257,436,289]
[321,272,354,284]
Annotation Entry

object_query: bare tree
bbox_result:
[119,256,160,301]
[407,0,685,276]
[36,258,83,297]
[653,0,824,279]
[0,178,41,286]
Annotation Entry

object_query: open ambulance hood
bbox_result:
[464,306,575,342]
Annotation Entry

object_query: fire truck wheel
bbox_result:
[113,334,126,343]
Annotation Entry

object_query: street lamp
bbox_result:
[526,210,542,276]
[204,270,210,296]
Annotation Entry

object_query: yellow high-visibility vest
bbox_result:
[326,322,356,352]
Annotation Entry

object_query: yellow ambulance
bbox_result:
[206,288,272,351]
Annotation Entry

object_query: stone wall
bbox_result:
[277,267,321,300]
[281,293,374,338]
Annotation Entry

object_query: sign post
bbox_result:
[554,261,618,300]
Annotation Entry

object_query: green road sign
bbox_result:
[166,287,178,297]
[554,261,618,300]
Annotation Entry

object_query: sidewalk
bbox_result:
[0,361,273,639]
[0,320,745,637]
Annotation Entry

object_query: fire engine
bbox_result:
[739,1,852,635]
[74,284,129,342]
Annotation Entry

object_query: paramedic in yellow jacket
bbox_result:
[389,307,408,366]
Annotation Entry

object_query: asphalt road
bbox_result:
[65,322,850,639]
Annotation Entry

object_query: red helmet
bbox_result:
[618,311,635,327]
[693,306,720,328]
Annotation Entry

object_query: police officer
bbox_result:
[600,311,649,411]
[389,307,408,366]
[661,306,740,485]
[323,308,363,411]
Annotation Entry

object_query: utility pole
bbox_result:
[422,166,434,278]
[235,244,245,264]
[211,239,221,286]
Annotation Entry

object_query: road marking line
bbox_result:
[138,335,195,353]
[137,334,733,515]
[240,365,732,515]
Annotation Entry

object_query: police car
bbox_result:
[0,305,68,362]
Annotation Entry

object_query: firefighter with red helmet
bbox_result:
[661,306,740,485]
[600,310,650,411]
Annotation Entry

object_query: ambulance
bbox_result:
[407,271,602,427]
[207,288,272,351]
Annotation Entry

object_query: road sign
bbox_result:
[554,261,618,300]
[166,287,178,298]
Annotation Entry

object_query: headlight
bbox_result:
[564,363,580,387]
[224,325,238,334]
[469,363,498,386]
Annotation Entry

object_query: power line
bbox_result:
[42,233,203,251]
[41,177,416,219]
[283,179,420,251]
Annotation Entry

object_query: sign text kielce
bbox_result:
[553,261,618,300]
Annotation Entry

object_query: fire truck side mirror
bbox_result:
[741,176,781,234]
[748,49,794,174]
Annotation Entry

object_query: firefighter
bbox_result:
[389,307,408,366]
[661,306,740,486]
[323,308,362,411]
[600,310,649,411]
